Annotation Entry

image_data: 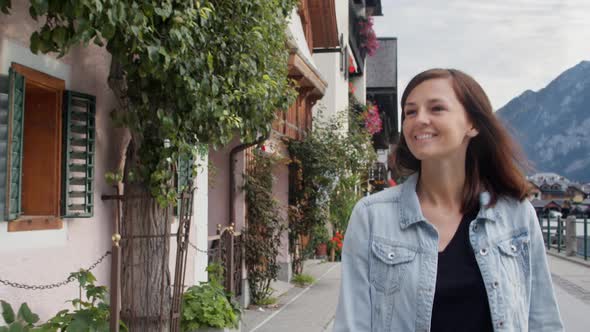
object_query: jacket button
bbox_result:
[498,321,505,328]
[480,248,489,256]
[510,245,517,252]
[492,281,499,288]
[388,252,396,259]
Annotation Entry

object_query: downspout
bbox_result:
[229,133,270,230]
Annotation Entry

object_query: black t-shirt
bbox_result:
[430,207,494,332]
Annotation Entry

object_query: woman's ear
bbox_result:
[467,127,479,138]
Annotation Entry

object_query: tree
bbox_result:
[1,0,296,330]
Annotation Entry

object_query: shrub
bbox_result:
[181,264,240,331]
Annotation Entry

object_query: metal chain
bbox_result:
[188,241,208,254]
[0,250,111,290]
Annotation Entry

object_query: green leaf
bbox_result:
[7,322,26,332]
[29,32,41,54]
[1,300,15,324]
[51,26,67,46]
[101,24,115,40]
[94,0,103,13]
[207,52,213,72]
[147,46,158,62]
[154,4,172,18]
[17,303,39,325]
[30,0,48,16]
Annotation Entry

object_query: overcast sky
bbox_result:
[373,0,590,110]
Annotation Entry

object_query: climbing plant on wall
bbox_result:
[242,147,285,304]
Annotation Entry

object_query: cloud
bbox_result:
[374,0,590,110]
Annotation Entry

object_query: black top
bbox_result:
[430,207,494,332]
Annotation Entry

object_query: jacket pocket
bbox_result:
[370,238,417,294]
[496,233,531,329]
[497,233,530,278]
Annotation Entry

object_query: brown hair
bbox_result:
[395,68,531,213]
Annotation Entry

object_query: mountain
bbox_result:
[496,60,590,183]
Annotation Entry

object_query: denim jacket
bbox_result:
[333,173,563,332]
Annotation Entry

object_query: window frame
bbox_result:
[6,63,65,232]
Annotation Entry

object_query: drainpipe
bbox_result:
[229,133,270,230]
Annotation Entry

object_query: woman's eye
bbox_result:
[405,109,416,116]
[432,106,445,112]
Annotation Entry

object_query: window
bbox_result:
[0,63,96,231]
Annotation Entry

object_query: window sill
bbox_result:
[7,216,63,232]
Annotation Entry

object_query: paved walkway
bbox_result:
[242,260,340,332]
[546,252,590,331]
[242,253,590,332]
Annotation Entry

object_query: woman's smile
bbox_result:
[413,132,438,142]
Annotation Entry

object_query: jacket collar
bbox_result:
[399,173,499,229]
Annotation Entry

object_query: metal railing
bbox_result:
[538,213,589,260]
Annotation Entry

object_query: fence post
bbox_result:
[228,226,235,296]
[565,216,577,257]
[546,215,551,249]
[584,216,588,260]
[110,244,121,332]
[109,189,122,332]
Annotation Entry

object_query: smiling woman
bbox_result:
[333,68,564,332]
[395,69,533,214]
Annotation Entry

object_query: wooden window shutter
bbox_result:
[61,91,95,218]
[0,74,9,220]
[3,69,26,221]
[176,153,194,216]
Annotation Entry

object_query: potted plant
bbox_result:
[327,232,344,262]
[311,224,330,258]
[181,264,241,332]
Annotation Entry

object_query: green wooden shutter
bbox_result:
[5,69,25,221]
[0,74,10,220]
[62,91,95,218]
[176,153,194,216]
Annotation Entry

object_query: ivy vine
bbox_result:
[1,0,298,205]
[242,148,285,304]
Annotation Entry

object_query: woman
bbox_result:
[333,69,563,332]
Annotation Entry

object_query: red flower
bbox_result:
[260,145,266,151]
[348,57,356,74]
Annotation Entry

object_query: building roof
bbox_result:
[531,199,565,209]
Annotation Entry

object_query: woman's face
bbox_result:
[402,78,478,163]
